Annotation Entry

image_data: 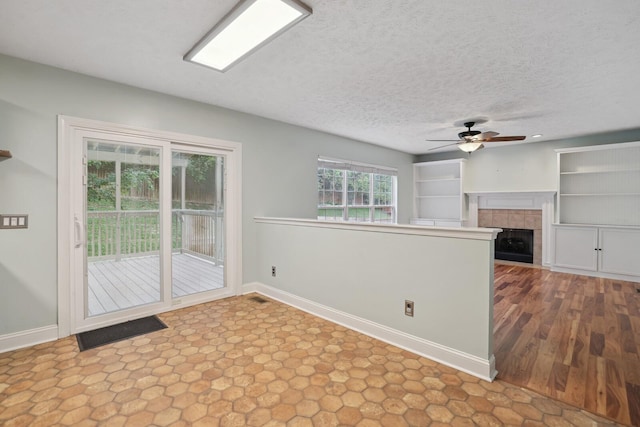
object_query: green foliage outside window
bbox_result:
[317,165,395,222]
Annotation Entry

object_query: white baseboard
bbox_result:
[243,282,497,382]
[551,266,639,283]
[242,282,261,294]
[0,325,59,354]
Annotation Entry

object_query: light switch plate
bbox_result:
[0,214,28,229]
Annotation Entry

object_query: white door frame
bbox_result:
[57,116,243,337]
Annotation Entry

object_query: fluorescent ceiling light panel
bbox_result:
[185,0,311,72]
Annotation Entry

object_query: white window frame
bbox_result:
[317,157,397,223]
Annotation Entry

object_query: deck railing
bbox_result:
[173,209,224,264]
[86,209,224,265]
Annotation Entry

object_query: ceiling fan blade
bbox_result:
[484,136,526,142]
[477,131,499,140]
[427,142,461,151]
[425,139,460,142]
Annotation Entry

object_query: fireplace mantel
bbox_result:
[466,190,556,266]
[466,190,556,210]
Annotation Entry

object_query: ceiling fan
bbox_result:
[427,121,526,153]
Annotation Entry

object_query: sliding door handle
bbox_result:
[74,215,84,248]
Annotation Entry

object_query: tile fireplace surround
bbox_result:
[467,191,556,267]
[479,209,542,265]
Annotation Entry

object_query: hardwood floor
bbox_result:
[494,263,640,426]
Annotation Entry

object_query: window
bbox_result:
[317,157,397,223]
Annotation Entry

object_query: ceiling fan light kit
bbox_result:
[458,142,484,153]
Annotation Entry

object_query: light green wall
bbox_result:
[4,50,639,339]
[0,54,414,336]
[416,130,640,193]
[256,222,495,359]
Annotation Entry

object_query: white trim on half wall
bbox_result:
[242,282,497,382]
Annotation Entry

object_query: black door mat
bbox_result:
[76,315,167,351]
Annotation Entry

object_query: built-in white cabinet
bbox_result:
[553,226,598,271]
[557,141,640,226]
[553,141,640,282]
[598,227,640,277]
[553,225,640,281]
[411,159,466,227]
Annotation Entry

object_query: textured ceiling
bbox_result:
[0,0,639,154]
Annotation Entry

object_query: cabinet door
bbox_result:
[598,228,640,276]
[554,226,598,271]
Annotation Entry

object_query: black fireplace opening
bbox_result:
[495,228,534,264]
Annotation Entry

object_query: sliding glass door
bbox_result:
[63,120,238,334]
[85,140,163,317]
[171,150,226,301]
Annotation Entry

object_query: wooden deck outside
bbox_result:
[87,253,224,316]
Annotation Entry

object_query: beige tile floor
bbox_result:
[0,294,624,426]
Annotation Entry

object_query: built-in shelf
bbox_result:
[412,159,466,226]
[0,150,12,160]
[557,141,640,226]
[553,142,640,277]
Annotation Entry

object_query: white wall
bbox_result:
[0,54,414,336]
[253,219,497,378]
[416,130,640,193]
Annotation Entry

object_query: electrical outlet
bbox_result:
[405,300,414,317]
[272,266,276,277]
